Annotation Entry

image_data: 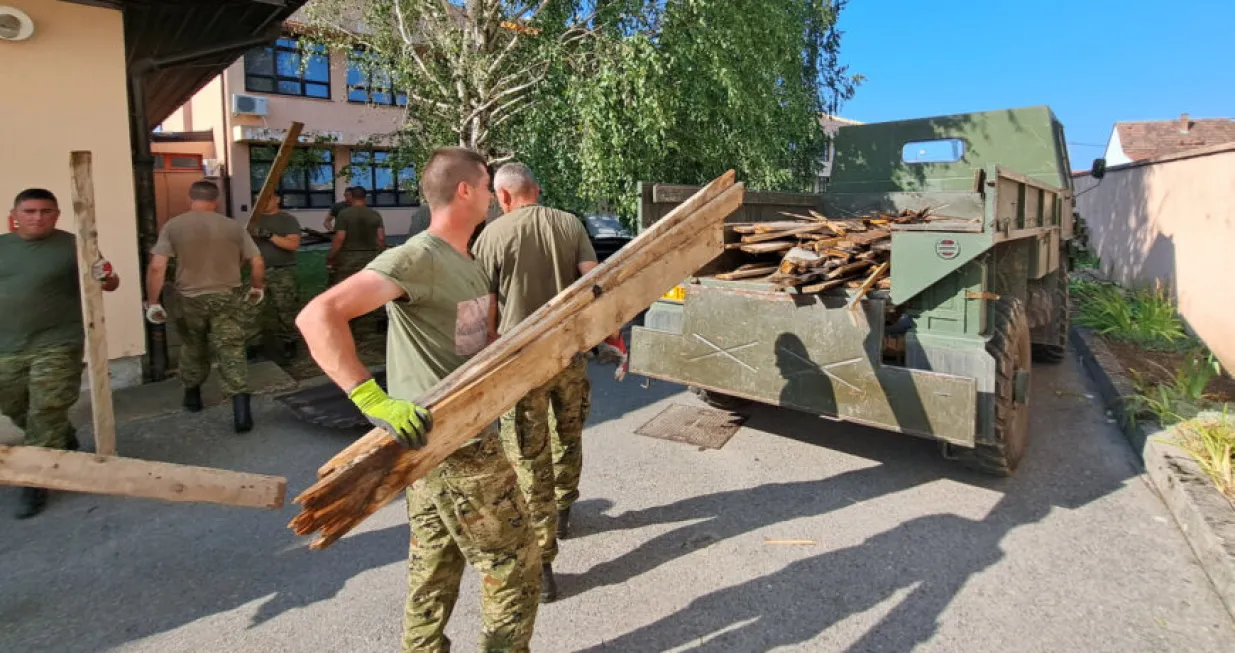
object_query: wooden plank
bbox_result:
[69,152,116,456]
[731,240,794,254]
[728,220,810,234]
[846,262,890,310]
[245,121,304,232]
[842,229,891,247]
[826,260,874,280]
[714,266,778,281]
[740,223,830,244]
[798,278,847,294]
[291,176,745,549]
[0,446,286,509]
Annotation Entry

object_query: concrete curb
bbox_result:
[1070,326,1235,620]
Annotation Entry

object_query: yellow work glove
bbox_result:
[348,379,433,449]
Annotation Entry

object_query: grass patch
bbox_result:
[1128,349,1225,425]
[1166,413,1235,501]
[1070,278,1190,351]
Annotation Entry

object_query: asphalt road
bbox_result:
[2,355,1233,652]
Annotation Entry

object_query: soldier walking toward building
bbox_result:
[327,186,387,341]
[323,186,355,232]
[249,193,302,361]
[1,188,121,518]
[472,162,602,602]
[298,147,539,653]
[143,180,265,433]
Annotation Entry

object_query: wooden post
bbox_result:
[69,152,116,456]
[0,445,286,509]
[246,121,305,233]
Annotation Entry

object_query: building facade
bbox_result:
[159,34,420,234]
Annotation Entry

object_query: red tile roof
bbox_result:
[1116,114,1235,161]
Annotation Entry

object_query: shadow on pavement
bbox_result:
[568,361,1137,651]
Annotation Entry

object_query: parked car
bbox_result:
[583,214,633,261]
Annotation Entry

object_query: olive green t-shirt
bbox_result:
[407,205,431,237]
[152,210,261,297]
[328,201,348,219]
[335,206,385,251]
[253,210,301,268]
[472,205,597,335]
[0,231,84,354]
[366,232,492,401]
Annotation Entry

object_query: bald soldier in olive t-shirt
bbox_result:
[471,162,597,602]
[145,180,265,433]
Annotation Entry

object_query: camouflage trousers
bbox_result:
[0,345,82,449]
[246,266,300,348]
[176,289,249,397]
[330,250,383,340]
[499,355,591,563]
[404,430,540,653]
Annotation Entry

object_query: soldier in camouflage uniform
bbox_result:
[1,188,121,518]
[327,187,387,340]
[298,147,538,652]
[472,162,606,602]
[248,193,303,361]
[144,180,265,434]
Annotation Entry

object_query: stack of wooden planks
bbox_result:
[716,208,932,296]
[290,172,745,549]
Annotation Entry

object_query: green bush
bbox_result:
[1166,412,1235,500]
[1071,279,1187,350]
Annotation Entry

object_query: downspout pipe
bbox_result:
[128,28,282,381]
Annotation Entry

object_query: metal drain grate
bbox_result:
[635,404,746,449]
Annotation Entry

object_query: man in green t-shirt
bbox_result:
[144,181,265,434]
[472,162,601,601]
[248,193,303,361]
[1,188,121,518]
[298,147,538,653]
[323,186,355,232]
[327,187,388,341]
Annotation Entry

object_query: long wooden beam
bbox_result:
[69,152,116,456]
[245,121,304,233]
[291,173,745,548]
[0,446,286,510]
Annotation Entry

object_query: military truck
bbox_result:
[629,106,1092,475]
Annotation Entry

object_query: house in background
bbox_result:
[158,30,420,235]
[1,0,305,387]
[1103,113,1235,166]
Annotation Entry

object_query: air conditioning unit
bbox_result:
[0,6,36,42]
[231,94,269,117]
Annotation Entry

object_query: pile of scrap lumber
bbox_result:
[716,208,931,296]
[290,172,745,549]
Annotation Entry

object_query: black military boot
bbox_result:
[16,488,48,519]
[183,386,203,413]
[540,562,558,603]
[556,507,571,540]
[233,393,253,433]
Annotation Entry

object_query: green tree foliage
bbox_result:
[298,1,859,221]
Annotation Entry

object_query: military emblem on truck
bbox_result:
[935,238,960,260]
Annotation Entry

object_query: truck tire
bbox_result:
[690,386,751,412]
[958,297,1032,476]
[1032,269,1069,364]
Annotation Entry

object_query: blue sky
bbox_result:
[836,0,1235,169]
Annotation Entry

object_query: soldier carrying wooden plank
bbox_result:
[296,147,539,653]
[1,188,121,518]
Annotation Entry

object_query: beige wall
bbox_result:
[1074,144,1235,369]
[161,51,416,234]
[0,0,145,363]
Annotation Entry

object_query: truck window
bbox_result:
[902,139,966,164]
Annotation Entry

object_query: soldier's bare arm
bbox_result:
[144,254,169,307]
[327,230,346,267]
[377,228,387,251]
[270,233,301,251]
[297,271,404,391]
[249,255,266,290]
